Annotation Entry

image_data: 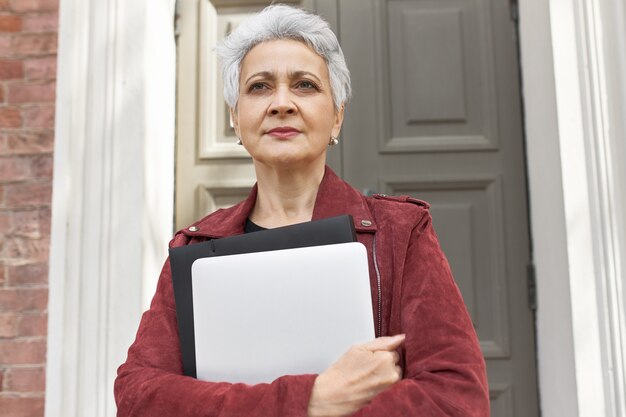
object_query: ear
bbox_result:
[331,104,345,138]
[230,107,240,138]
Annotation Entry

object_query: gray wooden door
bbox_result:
[324,0,540,416]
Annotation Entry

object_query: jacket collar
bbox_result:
[181,166,377,239]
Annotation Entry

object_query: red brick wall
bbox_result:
[0,0,58,415]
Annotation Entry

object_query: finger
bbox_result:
[362,334,406,352]
[373,350,400,369]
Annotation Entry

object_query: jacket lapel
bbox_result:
[180,166,377,239]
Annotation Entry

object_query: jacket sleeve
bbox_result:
[353,212,490,417]
[114,257,317,417]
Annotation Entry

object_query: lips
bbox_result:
[266,126,301,139]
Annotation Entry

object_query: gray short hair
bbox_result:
[215,4,351,110]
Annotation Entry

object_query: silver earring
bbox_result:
[236,138,243,146]
[329,136,339,146]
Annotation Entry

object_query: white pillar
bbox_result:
[46,0,176,415]
[520,0,626,416]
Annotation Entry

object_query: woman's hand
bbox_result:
[307,334,405,417]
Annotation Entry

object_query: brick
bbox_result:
[23,56,54,80]
[0,264,4,285]
[0,84,3,102]
[37,207,49,236]
[7,262,47,285]
[2,182,51,208]
[0,210,10,232]
[0,236,50,261]
[10,0,58,13]
[0,33,10,54]
[0,289,47,313]
[0,339,46,364]
[17,313,46,336]
[0,156,48,183]
[4,208,50,240]
[23,106,53,128]
[12,33,57,56]
[2,132,53,154]
[0,107,22,128]
[11,210,41,239]
[0,156,31,182]
[13,208,43,229]
[0,396,45,417]
[8,82,54,104]
[6,366,45,392]
[28,154,52,179]
[0,60,22,79]
[21,12,57,33]
[0,15,21,32]
[0,314,18,338]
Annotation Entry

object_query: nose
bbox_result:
[268,86,296,116]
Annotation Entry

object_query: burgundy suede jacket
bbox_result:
[115,167,489,417]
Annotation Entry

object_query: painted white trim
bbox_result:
[519,2,579,414]
[141,0,177,310]
[519,0,626,416]
[46,0,176,415]
[549,0,607,414]
[585,0,626,413]
[598,0,626,412]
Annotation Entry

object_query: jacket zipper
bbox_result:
[372,235,382,337]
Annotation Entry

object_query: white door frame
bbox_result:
[519,0,626,416]
[47,0,626,415]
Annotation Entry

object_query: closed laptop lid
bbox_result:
[191,242,374,384]
[170,214,357,378]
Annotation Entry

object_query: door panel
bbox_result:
[385,0,499,151]
[339,0,539,416]
[385,176,511,359]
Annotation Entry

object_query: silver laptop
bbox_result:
[191,242,375,384]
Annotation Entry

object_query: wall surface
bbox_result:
[0,0,58,415]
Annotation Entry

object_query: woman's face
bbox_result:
[231,39,344,169]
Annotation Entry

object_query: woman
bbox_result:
[115,5,489,417]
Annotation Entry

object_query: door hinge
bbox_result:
[174,0,182,39]
[527,263,537,311]
[510,0,519,22]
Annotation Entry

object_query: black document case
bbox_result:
[168,214,357,378]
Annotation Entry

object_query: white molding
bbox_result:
[520,0,626,416]
[519,1,583,416]
[581,0,626,414]
[549,0,607,414]
[197,1,248,159]
[46,0,176,416]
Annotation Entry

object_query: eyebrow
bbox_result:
[244,70,323,85]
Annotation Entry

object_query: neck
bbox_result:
[250,161,326,228]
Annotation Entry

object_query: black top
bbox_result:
[244,218,267,233]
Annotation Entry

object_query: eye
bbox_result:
[248,82,269,92]
[295,80,319,91]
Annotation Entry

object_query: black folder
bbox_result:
[169,215,357,378]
